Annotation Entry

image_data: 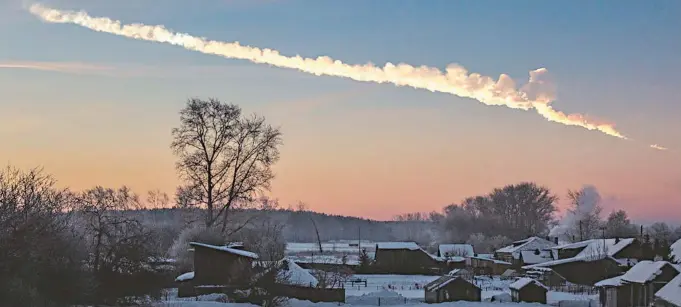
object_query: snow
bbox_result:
[496,237,557,256]
[344,274,440,299]
[189,242,259,259]
[594,275,623,287]
[375,242,421,250]
[175,271,195,282]
[523,238,635,270]
[447,256,466,263]
[438,244,475,257]
[621,260,678,284]
[655,273,681,306]
[509,278,547,291]
[520,250,553,265]
[346,289,412,305]
[670,239,681,263]
[468,256,511,265]
[279,259,319,287]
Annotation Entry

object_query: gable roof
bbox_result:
[552,238,635,259]
[468,255,511,265]
[439,244,474,257]
[655,273,681,306]
[621,261,679,284]
[189,242,259,259]
[496,237,557,256]
[509,278,548,291]
[425,276,478,292]
[376,242,420,250]
[594,275,624,287]
[670,239,681,264]
[520,250,554,265]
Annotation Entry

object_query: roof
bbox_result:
[670,239,681,263]
[509,278,548,291]
[655,273,681,306]
[469,256,511,265]
[594,275,624,287]
[375,242,420,250]
[189,242,259,259]
[175,271,195,282]
[524,238,636,270]
[520,250,554,265]
[439,244,474,257]
[496,237,557,256]
[448,268,471,276]
[425,276,477,292]
[278,259,319,287]
[621,261,679,284]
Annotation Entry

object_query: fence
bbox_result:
[552,299,601,307]
[549,284,599,295]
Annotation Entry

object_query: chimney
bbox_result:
[615,237,620,244]
[554,237,559,244]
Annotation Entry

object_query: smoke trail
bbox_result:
[0,60,112,74]
[549,185,601,240]
[28,4,630,140]
[650,144,668,151]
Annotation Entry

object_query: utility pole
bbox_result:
[358,226,361,256]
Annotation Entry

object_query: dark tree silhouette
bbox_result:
[171,98,282,230]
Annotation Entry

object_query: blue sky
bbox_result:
[1,0,680,221]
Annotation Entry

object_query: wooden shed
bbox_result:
[373,242,441,274]
[509,277,548,304]
[424,276,481,303]
[620,261,680,307]
[189,242,259,286]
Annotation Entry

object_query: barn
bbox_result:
[424,276,481,303]
[373,242,441,274]
[509,277,548,304]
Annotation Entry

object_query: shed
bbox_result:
[188,242,259,286]
[374,242,441,274]
[655,273,681,307]
[620,261,680,307]
[509,277,548,304]
[424,275,481,303]
[595,275,629,307]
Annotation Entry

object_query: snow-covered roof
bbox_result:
[447,256,466,263]
[509,278,548,291]
[447,268,470,276]
[670,239,681,264]
[524,238,635,270]
[621,261,679,284]
[277,259,318,287]
[189,242,259,259]
[175,271,195,282]
[439,244,474,257]
[496,237,557,255]
[425,276,475,292]
[520,250,554,265]
[468,256,511,265]
[375,242,420,250]
[655,273,681,306]
[594,275,623,287]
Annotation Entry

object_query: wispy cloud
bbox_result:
[0,60,113,74]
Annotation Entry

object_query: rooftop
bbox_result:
[189,242,259,259]
[509,277,548,291]
[621,261,679,284]
[655,273,681,306]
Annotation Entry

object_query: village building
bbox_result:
[519,249,554,266]
[595,261,680,307]
[439,244,474,270]
[466,255,512,275]
[495,237,557,267]
[523,238,650,285]
[655,273,681,307]
[509,277,548,304]
[373,242,441,274]
[670,239,681,264]
[447,268,473,280]
[424,275,481,303]
[175,242,259,297]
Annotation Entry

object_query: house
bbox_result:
[424,275,481,303]
[522,238,648,285]
[595,275,628,307]
[447,268,473,280]
[509,278,548,304]
[496,237,557,266]
[373,242,441,274]
[439,244,474,270]
[466,255,512,275]
[519,249,554,266]
[655,273,681,307]
[621,261,680,307]
[595,261,680,307]
[175,242,259,297]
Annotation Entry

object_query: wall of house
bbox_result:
[374,249,440,274]
[551,259,622,285]
[518,285,547,304]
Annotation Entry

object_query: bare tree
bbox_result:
[171,98,283,231]
[147,189,170,209]
[605,210,637,238]
[565,186,604,241]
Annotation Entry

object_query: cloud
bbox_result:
[0,60,113,74]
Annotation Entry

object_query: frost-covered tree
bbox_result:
[605,210,637,238]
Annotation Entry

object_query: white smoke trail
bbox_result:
[549,185,601,240]
[650,144,668,151]
[0,60,112,74]
[28,4,633,141]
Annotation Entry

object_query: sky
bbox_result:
[1,0,680,222]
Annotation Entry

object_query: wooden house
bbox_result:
[466,255,512,275]
[595,261,680,307]
[495,237,557,266]
[424,276,481,303]
[189,242,259,286]
[373,242,441,274]
[509,278,548,304]
[522,238,648,285]
[655,273,681,307]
